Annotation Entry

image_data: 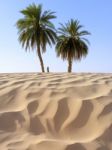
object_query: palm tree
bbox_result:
[16,3,57,72]
[56,19,90,72]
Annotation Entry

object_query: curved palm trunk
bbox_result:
[68,58,72,72]
[37,45,45,72]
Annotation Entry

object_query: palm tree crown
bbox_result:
[16,3,57,72]
[56,19,90,72]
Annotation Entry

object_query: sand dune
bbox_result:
[0,73,112,150]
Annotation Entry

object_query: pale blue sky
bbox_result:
[0,0,112,73]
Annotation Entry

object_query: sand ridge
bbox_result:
[0,73,112,150]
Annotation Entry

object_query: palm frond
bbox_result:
[56,19,90,62]
[16,3,57,53]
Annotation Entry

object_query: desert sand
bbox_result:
[0,73,112,150]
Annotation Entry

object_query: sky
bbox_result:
[0,0,112,73]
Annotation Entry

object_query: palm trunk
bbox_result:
[37,45,45,72]
[68,58,72,72]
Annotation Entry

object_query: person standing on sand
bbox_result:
[47,67,49,72]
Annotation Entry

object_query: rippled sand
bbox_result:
[0,73,112,150]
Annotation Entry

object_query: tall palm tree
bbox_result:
[56,19,90,72]
[16,3,57,72]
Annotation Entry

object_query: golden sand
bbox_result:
[0,73,112,150]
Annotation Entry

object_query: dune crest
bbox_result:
[0,73,112,150]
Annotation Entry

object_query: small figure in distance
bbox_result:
[47,66,49,73]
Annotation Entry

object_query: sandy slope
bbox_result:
[0,73,112,150]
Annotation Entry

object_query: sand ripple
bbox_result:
[0,73,112,150]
